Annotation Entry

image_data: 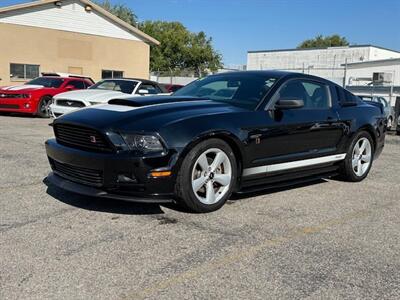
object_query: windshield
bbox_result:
[173,74,278,109]
[89,80,138,94]
[26,77,64,88]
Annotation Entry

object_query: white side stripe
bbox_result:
[243,154,347,177]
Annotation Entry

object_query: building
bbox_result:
[247,45,400,85]
[0,0,159,86]
[344,58,400,107]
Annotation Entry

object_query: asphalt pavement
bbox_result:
[0,115,399,300]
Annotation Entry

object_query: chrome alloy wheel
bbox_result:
[352,137,372,177]
[191,148,232,205]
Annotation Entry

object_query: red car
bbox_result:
[0,75,93,117]
[161,84,184,93]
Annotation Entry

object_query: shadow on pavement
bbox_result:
[44,179,166,215]
[44,177,330,214]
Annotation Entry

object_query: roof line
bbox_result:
[248,44,400,54]
[0,0,160,46]
[342,57,400,66]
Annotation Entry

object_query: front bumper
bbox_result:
[0,97,37,114]
[45,139,176,202]
[49,104,81,118]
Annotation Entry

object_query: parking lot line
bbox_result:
[125,201,396,300]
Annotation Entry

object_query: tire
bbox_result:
[387,117,393,131]
[36,96,52,118]
[174,138,237,213]
[339,131,374,182]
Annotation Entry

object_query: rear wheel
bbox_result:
[339,131,374,182]
[175,139,237,213]
[37,96,52,118]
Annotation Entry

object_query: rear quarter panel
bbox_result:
[337,102,386,157]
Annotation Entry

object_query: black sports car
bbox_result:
[45,71,386,213]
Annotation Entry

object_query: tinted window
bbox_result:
[343,89,358,104]
[276,80,330,109]
[67,80,85,89]
[138,83,162,94]
[89,80,137,94]
[174,74,278,109]
[26,77,64,88]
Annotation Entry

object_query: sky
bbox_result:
[2,0,400,65]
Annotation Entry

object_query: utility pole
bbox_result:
[343,58,348,88]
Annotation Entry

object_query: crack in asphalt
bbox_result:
[0,207,76,233]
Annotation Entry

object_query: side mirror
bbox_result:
[65,85,75,91]
[275,98,304,110]
[137,89,149,95]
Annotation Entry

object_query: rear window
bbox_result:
[26,77,64,88]
[336,86,359,105]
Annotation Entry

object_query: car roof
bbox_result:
[41,76,92,81]
[208,70,338,86]
[100,78,159,85]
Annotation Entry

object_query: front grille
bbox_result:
[51,159,103,187]
[56,99,86,108]
[0,93,27,99]
[54,123,113,152]
[0,104,19,109]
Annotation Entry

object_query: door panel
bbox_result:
[245,79,345,170]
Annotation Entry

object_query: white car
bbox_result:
[49,78,168,117]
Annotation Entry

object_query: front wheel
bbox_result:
[175,139,237,213]
[339,131,374,182]
[37,96,52,118]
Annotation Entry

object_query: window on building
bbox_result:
[102,70,124,79]
[10,63,40,80]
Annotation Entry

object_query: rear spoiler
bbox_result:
[41,72,95,84]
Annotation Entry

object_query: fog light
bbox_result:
[117,174,137,183]
[24,103,30,108]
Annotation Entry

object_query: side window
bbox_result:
[67,80,85,89]
[138,84,160,95]
[277,79,330,109]
[343,89,358,105]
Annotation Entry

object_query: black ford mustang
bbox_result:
[45,71,386,213]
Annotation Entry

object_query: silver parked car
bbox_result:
[358,95,395,130]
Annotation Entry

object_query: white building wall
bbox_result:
[0,0,143,41]
[346,60,400,86]
[247,46,400,84]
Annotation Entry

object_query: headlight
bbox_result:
[121,134,164,153]
[107,132,164,153]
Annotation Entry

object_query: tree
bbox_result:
[297,34,350,49]
[94,0,138,26]
[94,2,222,75]
[139,21,222,74]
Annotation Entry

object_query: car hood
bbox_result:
[55,96,246,131]
[54,89,129,102]
[0,84,44,92]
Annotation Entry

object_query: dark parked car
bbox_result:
[45,71,386,213]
